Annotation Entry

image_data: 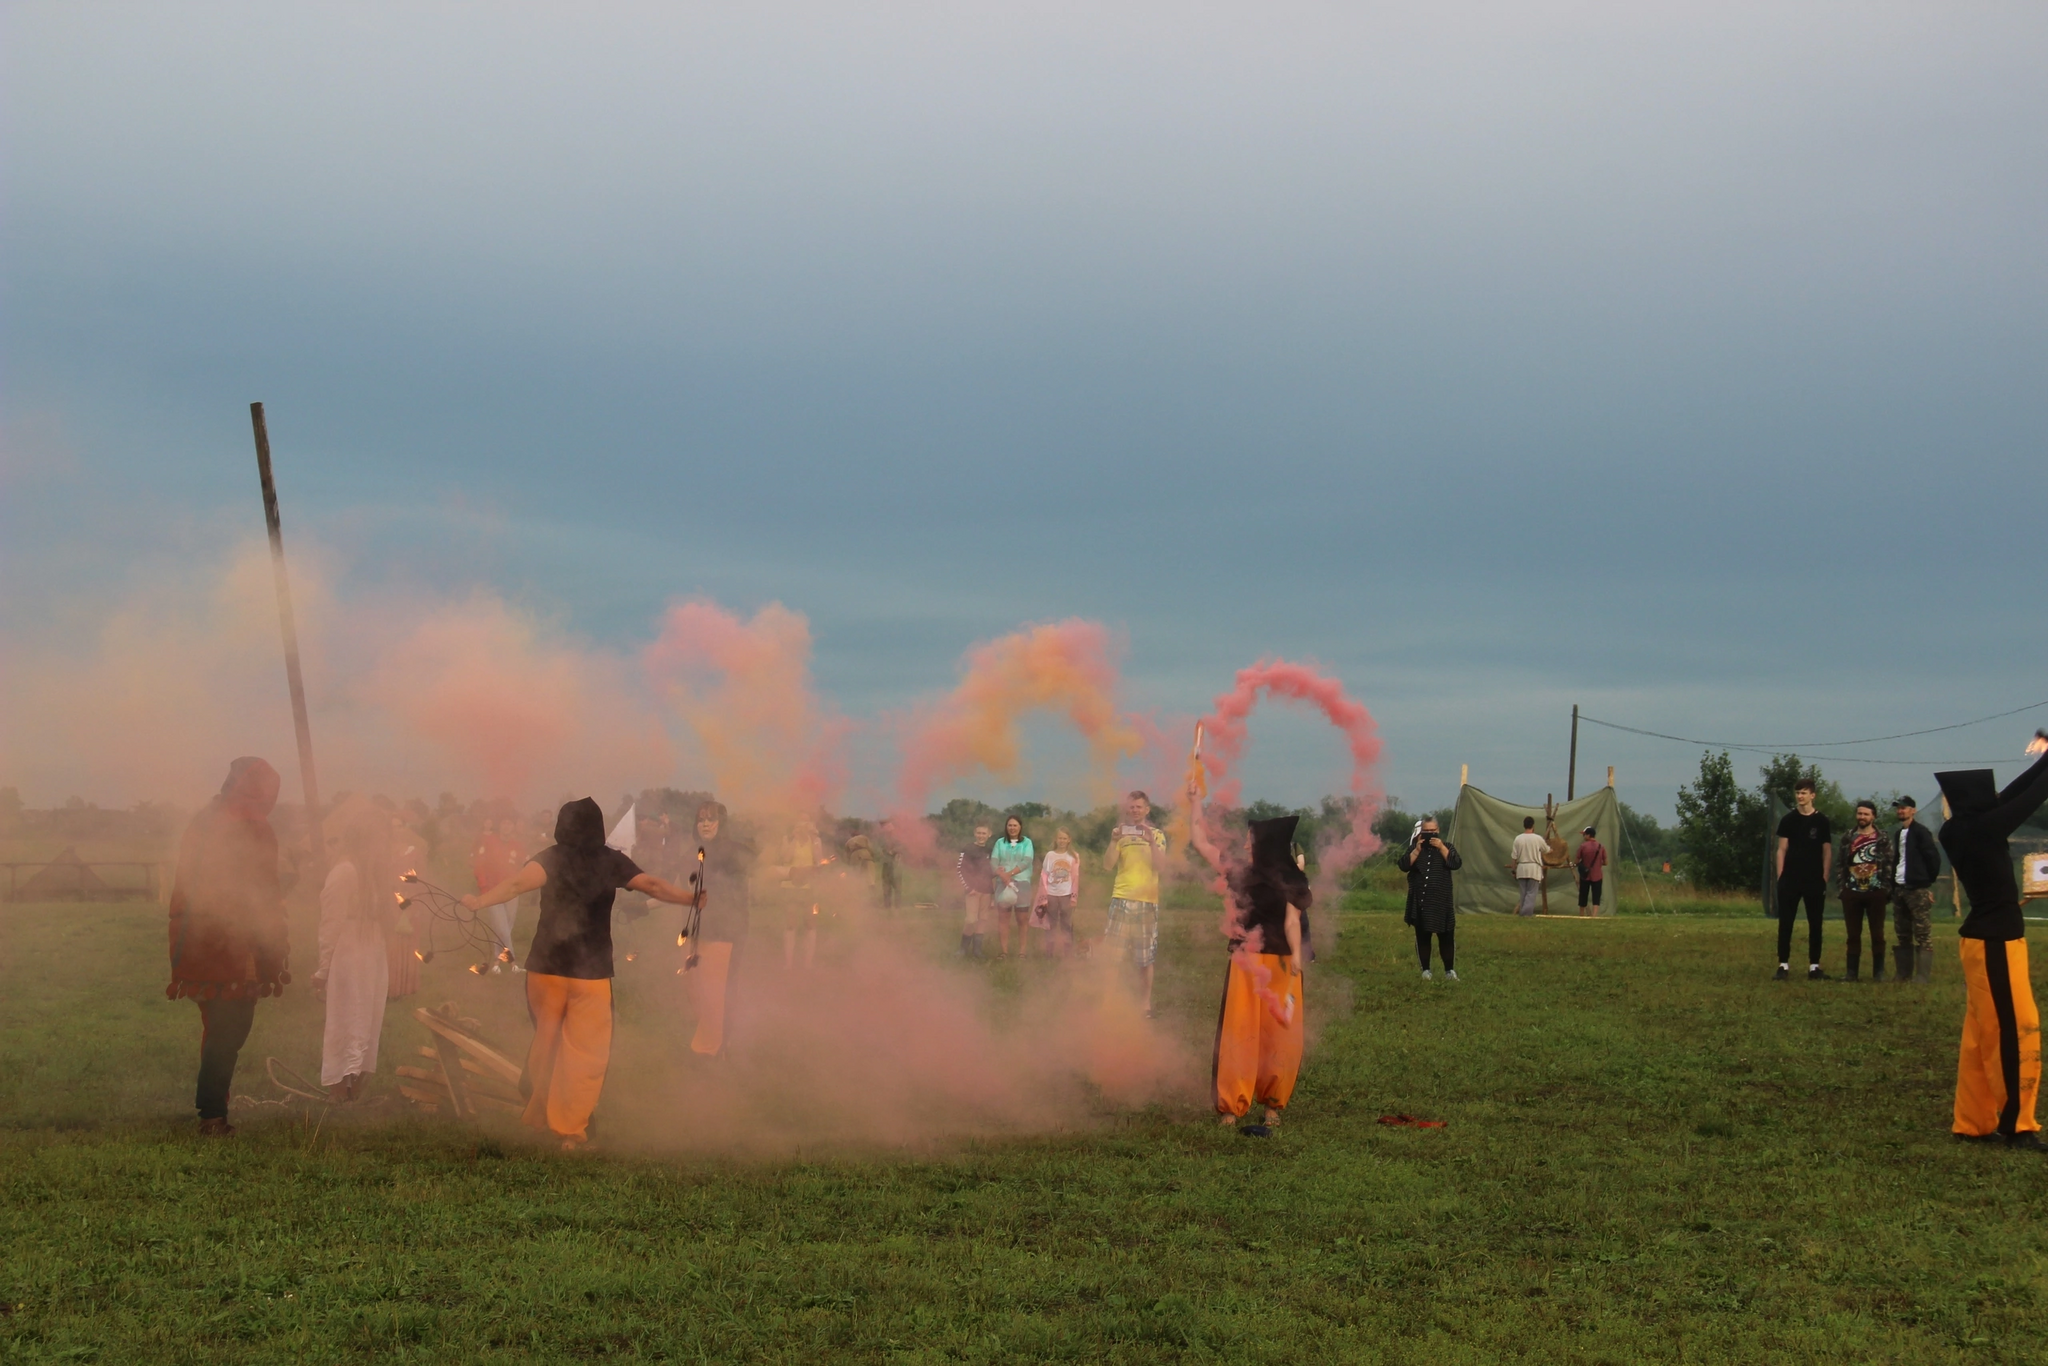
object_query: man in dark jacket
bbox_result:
[1398,818,1462,981]
[1937,737,2048,1149]
[1889,795,1942,984]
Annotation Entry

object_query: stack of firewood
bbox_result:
[395,1003,525,1119]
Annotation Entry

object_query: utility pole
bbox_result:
[251,402,325,879]
[1568,704,1579,802]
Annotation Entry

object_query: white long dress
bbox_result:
[318,860,390,1086]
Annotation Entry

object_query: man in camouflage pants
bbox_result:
[1889,795,1942,984]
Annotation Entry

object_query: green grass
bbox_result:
[3,886,2044,1364]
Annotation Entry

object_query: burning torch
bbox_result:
[679,845,706,970]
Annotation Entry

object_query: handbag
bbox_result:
[994,882,1019,909]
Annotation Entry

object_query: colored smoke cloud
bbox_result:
[891,619,1144,852]
[643,599,846,816]
[1196,658,1384,868]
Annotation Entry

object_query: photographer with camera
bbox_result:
[1399,817,1463,981]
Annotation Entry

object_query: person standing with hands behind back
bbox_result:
[1510,816,1548,917]
[1401,817,1462,980]
[1775,777,1834,981]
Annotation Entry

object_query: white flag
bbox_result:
[607,802,637,855]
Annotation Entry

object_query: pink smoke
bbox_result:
[1196,658,1384,868]
[890,619,1143,857]
[643,599,846,815]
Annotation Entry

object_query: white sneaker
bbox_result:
[489,964,503,975]
[1421,969,1433,980]
[1445,970,1459,982]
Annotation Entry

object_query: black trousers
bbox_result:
[1415,927,1454,971]
[1839,889,1890,971]
[1777,880,1825,966]
[195,997,257,1120]
[1578,877,1603,908]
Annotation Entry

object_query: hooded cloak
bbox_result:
[1227,814,1313,955]
[1939,752,2048,942]
[167,758,291,1000]
[525,798,644,979]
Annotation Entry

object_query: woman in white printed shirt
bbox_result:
[1034,829,1082,959]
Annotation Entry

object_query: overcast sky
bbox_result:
[5,3,2046,818]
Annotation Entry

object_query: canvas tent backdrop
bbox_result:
[1449,785,1624,916]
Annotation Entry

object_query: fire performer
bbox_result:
[462,798,697,1149]
[1938,734,2048,1150]
[1187,779,1311,1137]
[166,756,291,1137]
[685,800,756,1057]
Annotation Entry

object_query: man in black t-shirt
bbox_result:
[1774,778,1834,981]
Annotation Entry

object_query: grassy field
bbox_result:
[3,881,2044,1364]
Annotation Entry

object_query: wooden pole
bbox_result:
[1606,766,1615,788]
[1459,764,1469,788]
[250,403,325,878]
[1568,704,1578,801]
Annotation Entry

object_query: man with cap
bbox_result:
[1937,734,2048,1149]
[167,757,292,1137]
[1574,826,1607,917]
[1889,795,1942,984]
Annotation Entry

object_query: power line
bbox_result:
[1578,698,2048,757]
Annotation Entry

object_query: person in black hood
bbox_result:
[464,797,696,1148]
[1937,736,2048,1149]
[1188,781,1312,1137]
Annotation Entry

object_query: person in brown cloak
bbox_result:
[167,756,291,1136]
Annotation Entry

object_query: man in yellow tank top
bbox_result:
[1100,790,1167,1017]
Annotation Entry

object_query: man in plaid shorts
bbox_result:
[1100,790,1168,1017]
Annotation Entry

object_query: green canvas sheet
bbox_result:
[1448,784,1625,916]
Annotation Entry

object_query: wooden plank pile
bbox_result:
[395,1003,525,1119]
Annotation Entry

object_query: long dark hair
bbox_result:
[1002,814,1025,841]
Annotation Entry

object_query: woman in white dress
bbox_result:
[314,805,392,1101]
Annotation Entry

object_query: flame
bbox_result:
[401,871,419,882]
[677,932,687,946]
[468,964,482,975]
[2028,730,2047,756]
[414,949,426,962]
[497,948,513,963]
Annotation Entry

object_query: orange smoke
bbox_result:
[892,620,1143,847]
[642,599,846,815]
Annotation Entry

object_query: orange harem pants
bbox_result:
[687,941,735,1056]
[1212,953,1304,1117]
[1956,938,2041,1138]
[523,972,613,1143]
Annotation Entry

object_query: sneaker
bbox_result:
[1421,969,1433,981]
[489,964,503,975]
[197,1117,237,1138]
[1808,966,1829,981]
[1445,970,1460,982]
[2008,1131,2046,1152]
[1773,966,1790,981]
[1237,1124,1272,1139]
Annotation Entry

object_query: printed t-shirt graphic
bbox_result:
[1844,828,1885,891]
[1110,825,1166,903]
[1041,850,1079,898]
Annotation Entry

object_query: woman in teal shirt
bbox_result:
[990,815,1035,959]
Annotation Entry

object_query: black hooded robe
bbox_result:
[1938,753,2048,1140]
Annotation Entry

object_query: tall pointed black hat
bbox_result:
[1934,769,1997,818]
